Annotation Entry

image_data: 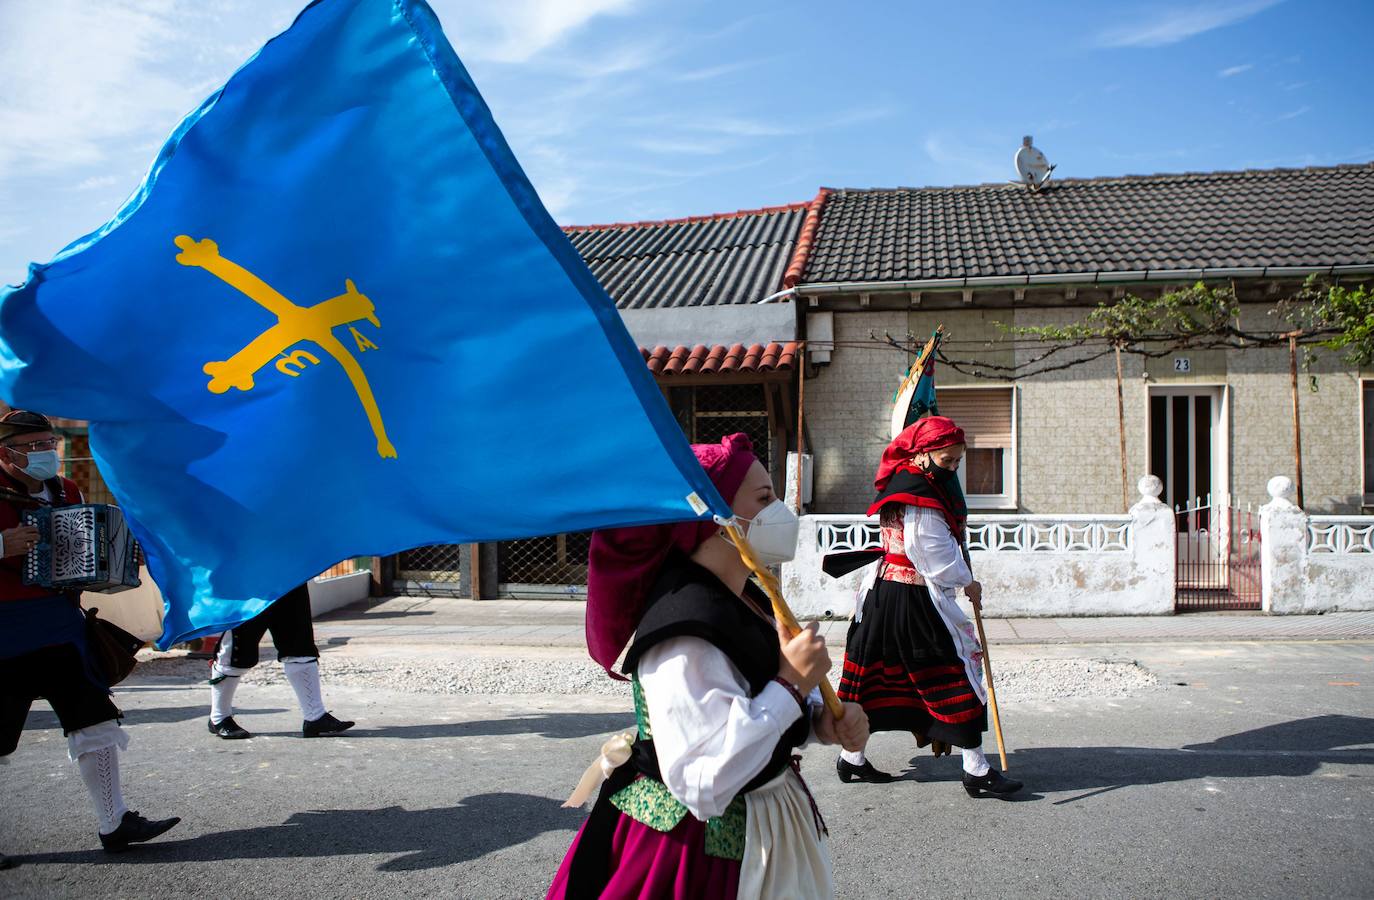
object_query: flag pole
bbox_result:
[969,598,1008,770]
[722,523,845,719]
[893,326,945,410]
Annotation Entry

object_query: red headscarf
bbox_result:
[873,415,965,493]
[585,433,758,673]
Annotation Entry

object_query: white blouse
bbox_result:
[903,506,973,589]
[637,634,818,820]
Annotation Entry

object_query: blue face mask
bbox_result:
[19,449,59,482]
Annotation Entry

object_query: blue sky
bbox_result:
[1,0,1371,282]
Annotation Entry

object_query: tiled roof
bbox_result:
[566,204,810,309]
[642,342,799,377]
[801,164,1374,284]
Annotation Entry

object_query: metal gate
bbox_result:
[1175,497,1261,611]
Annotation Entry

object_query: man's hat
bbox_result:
[0,409,55,444]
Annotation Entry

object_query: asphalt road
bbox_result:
[2,641,1372,899]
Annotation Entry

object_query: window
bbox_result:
[1364,381,1374,504]
[937,387,1015,508]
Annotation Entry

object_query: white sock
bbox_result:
[962,746,991,777]
[840,749,866,766]
[283,658,327,721]
[210,675,240,724]
[77,746,129,835]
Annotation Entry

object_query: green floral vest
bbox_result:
[608,678,747,861]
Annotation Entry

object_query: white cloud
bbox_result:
[921,133,1010,186]
[675,115,797,138]
[1095,1,1282,48]
[673,58,770,83]
[1273,106,1311,122]
[633,137,732,156]
[433,0,638,64]
[69,175,120,192]
[0,1,188,174]
[0,0,297,180]
[1218,63,1254,77]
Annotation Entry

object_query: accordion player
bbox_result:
[22,503,142,593]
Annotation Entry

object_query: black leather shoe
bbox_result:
[837,757,894,784]
[99,811,181,853]
[208,717,251,740]
[962,768,1023,798]
[303,712,355,738]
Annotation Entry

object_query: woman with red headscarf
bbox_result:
[549,433,868,900]
[834,416,1022,798]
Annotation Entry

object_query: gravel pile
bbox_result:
[993,657,1158,700]
[133,651,1155,700]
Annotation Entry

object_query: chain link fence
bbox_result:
[396,543,466,587]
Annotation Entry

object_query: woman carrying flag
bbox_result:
[550,433,868,899]
[834,416,1022,798]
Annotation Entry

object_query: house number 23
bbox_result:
[1174,357,1191,372]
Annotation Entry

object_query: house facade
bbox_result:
[793,165,1374,518]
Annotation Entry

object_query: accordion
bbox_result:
[23,504,142,593]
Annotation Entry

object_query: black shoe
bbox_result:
[208,716,251,740]
[837,757,894,784]
[962,768,1023,798]
[303,712,355,738]
[99,811,181,853]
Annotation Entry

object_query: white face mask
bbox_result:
[18,449,59,482]
[735,499,800,565]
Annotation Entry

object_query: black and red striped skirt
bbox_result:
[837,577,986,748]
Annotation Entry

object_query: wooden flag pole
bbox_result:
[892,326,945,408]
[722,523,845,719]
[969,599,1008,770]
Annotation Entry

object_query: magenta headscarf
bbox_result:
[585,432,758,673]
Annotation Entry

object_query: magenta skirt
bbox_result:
[547,810,741,899]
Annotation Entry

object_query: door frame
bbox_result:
[1145,384,1229,512]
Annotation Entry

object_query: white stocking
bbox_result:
[77,745,128,835]
[961,745,991,777]
[209,675,240,724]
[283,657,326,721]
[840,748,866,766]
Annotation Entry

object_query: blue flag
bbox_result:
[0,0,727,648]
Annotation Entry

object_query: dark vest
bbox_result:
[620,553,811,794]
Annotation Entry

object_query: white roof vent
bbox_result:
[1014,135,1055,191]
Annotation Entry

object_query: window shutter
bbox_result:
[936,388,1013,449]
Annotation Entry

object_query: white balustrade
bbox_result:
[1307,517,1374,554]
[813,513,1131,555]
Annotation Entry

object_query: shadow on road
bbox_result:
[901,714,1374,803]
[249,711,633,741]
[23,706,287,731]
[18,792,581,872]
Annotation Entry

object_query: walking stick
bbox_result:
[969,598,1008,770]
[722,523,845,719]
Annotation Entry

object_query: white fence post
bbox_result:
[1129,475,1175,615]
[1260,475,1308,614]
